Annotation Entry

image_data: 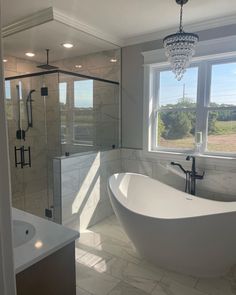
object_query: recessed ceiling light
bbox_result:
[75,64,82,69]
[25,52,35,57]
[110,58,118,63]
[3,59,8,63]
[62,43,74,49]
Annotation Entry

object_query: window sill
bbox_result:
[147,149,236,159]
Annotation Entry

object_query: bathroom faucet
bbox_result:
[186,156,204,195]
[171,156,204,195]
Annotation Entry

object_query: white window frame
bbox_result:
[143,51,236,158]
[150,63,200,154]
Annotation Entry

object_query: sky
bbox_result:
[5,79,94,108]
[59,79,93,108]
[159,62,236,107]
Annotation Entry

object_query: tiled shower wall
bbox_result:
[53,49,120,82]
[3,55,41,77]
[5,70,60,217]
[4,49,120,219]
[53,149,121,231]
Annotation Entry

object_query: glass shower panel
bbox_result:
[6,73,61,218]
[59,72,120,155]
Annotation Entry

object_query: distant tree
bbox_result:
[160,97,195,139]
[208,111,218,135]
[157,113,165,138]
[159,96,236,140]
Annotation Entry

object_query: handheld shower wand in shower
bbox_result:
[25,89,36,131]
[16,86,36,140]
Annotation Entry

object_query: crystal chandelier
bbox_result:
[163,0,199,81]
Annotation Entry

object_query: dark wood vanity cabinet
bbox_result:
[16,242,76,295]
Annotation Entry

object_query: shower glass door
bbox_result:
[6,72,61,218]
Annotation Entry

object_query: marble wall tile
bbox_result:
[121,159,153,178]
[121,148,236,200]
[4,57,60,219]
[56,149,121,230]
[24,189,48,218]
[53,49,120,82]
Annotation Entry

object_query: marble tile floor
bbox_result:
[75,215,236,295]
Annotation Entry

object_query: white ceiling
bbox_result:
[3,20,118,62]
[3,0,236,44]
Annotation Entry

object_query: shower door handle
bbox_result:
[14,146,31,168]
[26,146,31,167]
[22,146,31,168]
[15,146,24,168]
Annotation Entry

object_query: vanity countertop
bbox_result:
[13,208,79,274]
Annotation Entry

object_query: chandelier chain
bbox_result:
[179,3,184,32]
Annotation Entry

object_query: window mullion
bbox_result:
[196,61,209,153]
[151,69,159,150]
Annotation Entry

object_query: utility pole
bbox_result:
[182,83,186,99]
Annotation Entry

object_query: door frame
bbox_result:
[0,1,17,294]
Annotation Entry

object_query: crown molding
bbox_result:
[2,7,236,49]
[2,7,54,38]
[53,8,123,47]
[2,7,123,47]
[124,13,236,46]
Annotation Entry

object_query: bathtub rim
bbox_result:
[108,172,236,220]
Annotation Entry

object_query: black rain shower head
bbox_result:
[37,49,59,70]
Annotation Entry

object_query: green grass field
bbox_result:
[214,120,236,135]
[160,120,236,152]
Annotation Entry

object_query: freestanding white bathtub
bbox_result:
[108,173,236,277]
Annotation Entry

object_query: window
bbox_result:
[5,80,11,99]
[73,79,94,145]
[148,56,236,155]
[4,80,13,119]
[59,82,67,105]
[207,62,236,153]
[157,67,198,150]
[74,80,93,108]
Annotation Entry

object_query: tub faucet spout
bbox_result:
[170,162,187,174]
[170,157,204,195]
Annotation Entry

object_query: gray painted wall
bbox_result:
[121,24,236,149]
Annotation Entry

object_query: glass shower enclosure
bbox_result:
[5,70,120,219]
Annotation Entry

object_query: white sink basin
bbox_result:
[13,220,36,248]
